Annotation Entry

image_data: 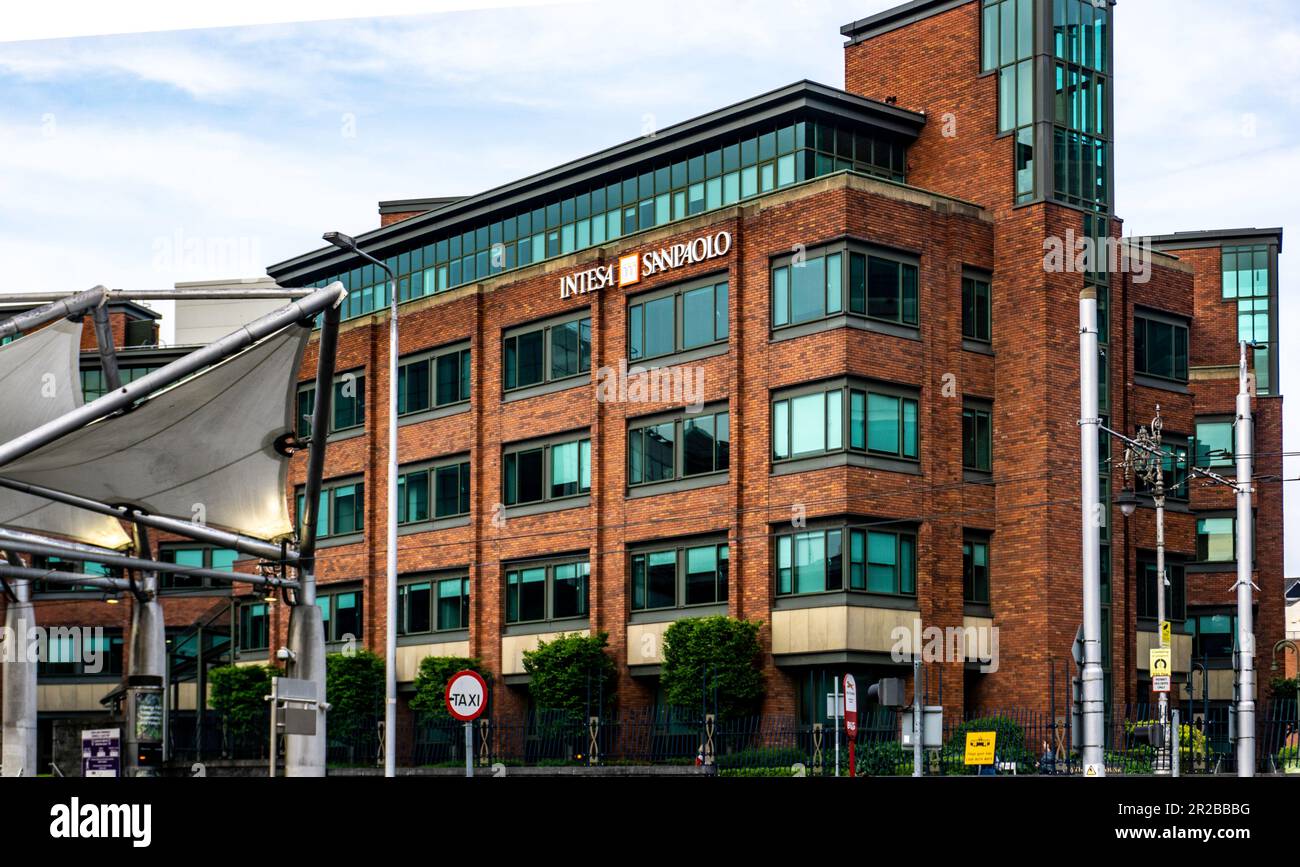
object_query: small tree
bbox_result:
[209,664,278,753]
[411,656,489,720]
[523,631,616,715]
[660,616,765,720]
[326,649,384,752]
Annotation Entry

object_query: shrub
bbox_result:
[410,656,490,720]
[1124,719,1213,767]
[523,631,616,714]
[660,616,765,720]
[326,649,384,744]
[1277,744,1300,772]
[857,740,911,777]
[209,664,278,745]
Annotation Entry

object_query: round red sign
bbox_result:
[445,670,488,722]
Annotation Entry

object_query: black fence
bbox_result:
[176,697,1299,775]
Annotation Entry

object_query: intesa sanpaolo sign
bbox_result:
[559,230,732,299]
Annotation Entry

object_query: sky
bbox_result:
[0,0,1297,572]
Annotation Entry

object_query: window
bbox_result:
[81,365,159,402]
[962,405,993,471]
[316,587,362,643]
[1196,517,1237,563]
[297,370,366,438]
[311,118,907,324]
[399,575,469,635]
[398,458,471,523]
[772,245,919,329]
[1133,314,1188,382]
[503,433,591,506]
[1194,420,1235,468]
[772,382,918,462]
[503,315,591,391]
[628,278,729,361]
[1189,612,1235,659]
[1222,244,1272,394]
[630,541,728,610]
[159,545,238,591]
[295,478,365,539]
[1136,560,1185,621]
[628,407,729,486]
[38,628,124,677]
[962,275,992,343]
[983,0,1037,199]
[1049,1,1112,210]
[963,537,990,604]
[237,601,269,652]
[29,557,120,593]
[775,524,916,596]
[398,344,470,414]
[505,559,589,624]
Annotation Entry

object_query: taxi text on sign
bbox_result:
[445,670,488,722]
[963,731,997,766]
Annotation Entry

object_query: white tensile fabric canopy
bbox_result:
[0,317,130,547]
[0,324,308,549]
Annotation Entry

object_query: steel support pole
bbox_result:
[3,287,316,304]
[0,564,131,592]
[90,302,122,393]
[0,286,106,341]
[285,302,340,779]
[384,271,398,779]
[1,573,36,776]
[127,526,168,774]
[1079,291,1106,776]
[912,656,922,777]
[0,284,345,469]
[1234,343,1256,777]
[0,531,295,589]
[0,476,295,563]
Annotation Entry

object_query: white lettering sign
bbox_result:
[558,230,732,298]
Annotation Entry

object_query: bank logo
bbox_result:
[618,252,641,287]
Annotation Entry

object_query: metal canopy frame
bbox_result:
[1,281,344,778]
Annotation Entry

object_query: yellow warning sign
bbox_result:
[1149,647,1171,677]
[964,731,997,766]
[1160,620,1172,648]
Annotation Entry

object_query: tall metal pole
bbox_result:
[0,573,36,776]
[1234,342,1256,777]
[1079,290,1106,775]
[912,657,922,777]
[384,267,398,778]
[321,232,398,778]
[286,301,341,778]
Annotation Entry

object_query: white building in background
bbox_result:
[171,278,287,347]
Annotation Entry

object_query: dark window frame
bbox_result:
[502,312,592,393]
[627,404,730,488]
[771,378,920,464]
[774,521,918,598]
[502,431,592,507]
[629,538,729,611]
[504,557,590,625]
[627,274,730,363]
[397,455,472,524]
[770,241,920,331]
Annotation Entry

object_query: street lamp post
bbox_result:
[1120,405,1170,772]
[323,231,399,778]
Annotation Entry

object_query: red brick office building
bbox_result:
[14,0,1286,750]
